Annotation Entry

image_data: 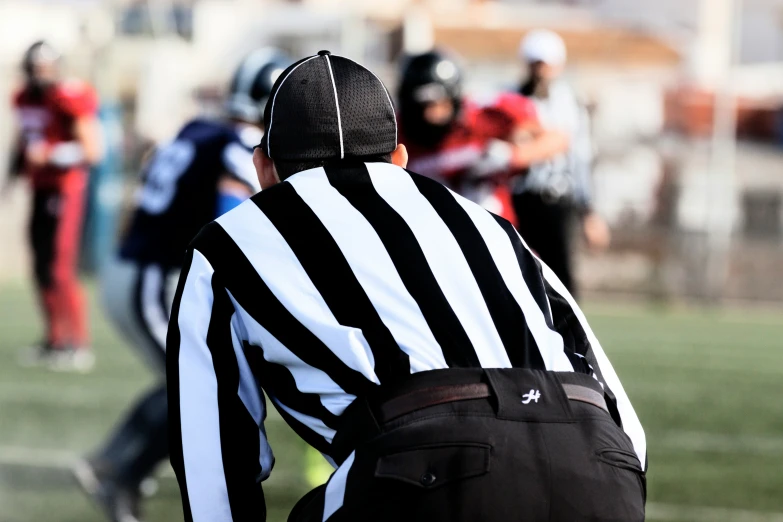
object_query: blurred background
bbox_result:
[0,0,781,521]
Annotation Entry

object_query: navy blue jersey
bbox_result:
[120,119,261,267]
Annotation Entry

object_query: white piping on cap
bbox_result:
[266,55,318,158]
[343,57,398,148]
[324,54,344,159]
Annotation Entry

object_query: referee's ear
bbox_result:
[253,146,280,190]
[391,144,408,169]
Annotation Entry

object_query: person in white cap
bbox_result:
[514,29,610,298]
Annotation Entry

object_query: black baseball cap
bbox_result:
[259,50,397,161]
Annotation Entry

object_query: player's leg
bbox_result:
[75,260,174,520]
[514,191,553,258]
[20,189,65,365]
[542,200,577,298]
[513,191,577,296]
[48,177,93,371]
[106,384,169,486]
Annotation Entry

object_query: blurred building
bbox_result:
[0,0,781,303]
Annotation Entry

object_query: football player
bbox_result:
[9,41,103,371]
[398,50,568,225]
[72,48,292,522]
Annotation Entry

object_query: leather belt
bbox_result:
[379,381,608,423]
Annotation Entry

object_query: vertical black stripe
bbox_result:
[194,222,374,397]
[253,183,411,384]
[166,249,194,522]
[492,214,555,329]
[324,163,480,367]
[206,274,268,520]
[205,275,266,520]
[542,278,622,426]
[242,341,340,430]
[409,172,545,370]
[334,447,370,521]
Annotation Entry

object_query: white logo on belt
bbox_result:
[522,389,541,404]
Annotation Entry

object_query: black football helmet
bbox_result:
[398,50,463,146]
[226,48,292,126]
[22,40,61,93]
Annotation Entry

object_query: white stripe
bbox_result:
[266,56,319,158]
[177,250,232,521]
[366,162,511,368]
[322,450,355,521]
[342,57,397,146]
[0,446,77,468]
[229,312,275,479]
[448,190,572,371]
[216,200,380,384]
[287,167,449,375]
[273,398,336,444]
[324,55,344,159]
[141,265,169,351]
[228,291,356,416]
[537,255,647,469]
[647,503,783,522]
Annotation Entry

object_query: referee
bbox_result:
[515,30,610,298]
[167,51,646,522]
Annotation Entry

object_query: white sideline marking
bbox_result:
[648,503,783,522]
[0,446,308,484]
[0,381,149,406]
[0,445,77,468]
[660,431,783,456]
[0,446,175,478]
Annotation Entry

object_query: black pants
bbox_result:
[290,368,646,522]
[94,260,175,486]
[29,186,89,346]
[514,192,578,298]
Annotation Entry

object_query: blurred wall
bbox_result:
[0,0,781,304]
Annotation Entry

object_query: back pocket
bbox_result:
[597,447,647,504]
[596,447,643,474]
[375,442,491,490]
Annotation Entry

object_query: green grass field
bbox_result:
[1,280,782,522]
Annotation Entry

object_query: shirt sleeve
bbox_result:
[530,240,646,469]
[167,246,273,522]
[475,92,539,141]
[54,80,99,118]
[494,92,539,127]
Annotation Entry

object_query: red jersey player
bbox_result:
[398,50,568,225]
[7,41,103,371]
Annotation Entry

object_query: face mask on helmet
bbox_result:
[23,41,60,96]
[398,52,463,146]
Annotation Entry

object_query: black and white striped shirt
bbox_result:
[167,161,645,522]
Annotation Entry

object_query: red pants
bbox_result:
[29,179,89,347]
